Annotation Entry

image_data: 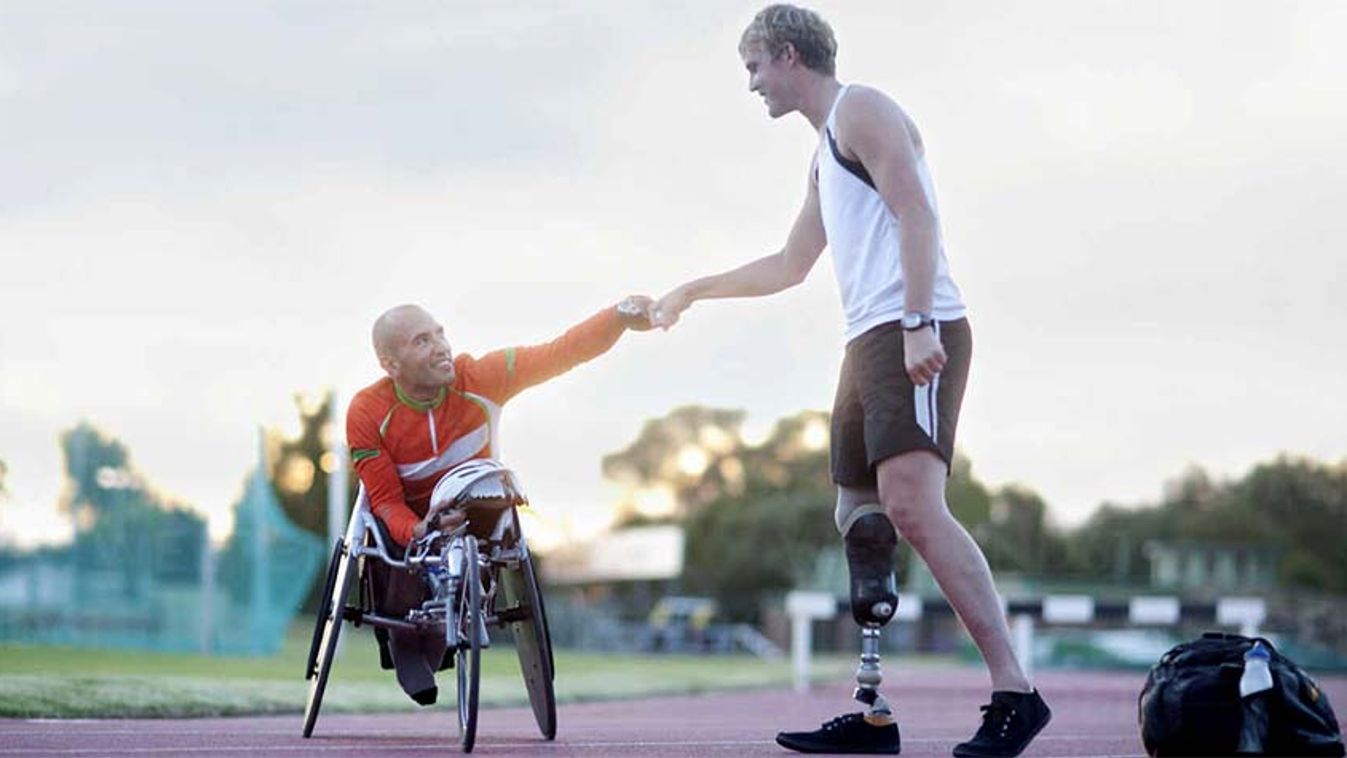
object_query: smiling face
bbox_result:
[741,40,800,119]
[373,304,455,401]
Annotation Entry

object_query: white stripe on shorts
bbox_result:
[912,322,941,442]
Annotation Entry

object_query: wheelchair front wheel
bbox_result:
[303,538,353,738]
[456,535,482,753]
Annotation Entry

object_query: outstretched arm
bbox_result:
[475,296,654,403]
[653,176,826,328]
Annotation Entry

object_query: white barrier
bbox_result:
[785,591,1271,696]
[1041,595,1095,625]
[1129,596,1181,626]
[1216,597,1266,637]
[1012,613,1035,681]
[894,592,923,621]
[785,591,837,693]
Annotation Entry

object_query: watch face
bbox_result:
[901,314,920,329]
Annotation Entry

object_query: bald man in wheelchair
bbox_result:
[347,297,654,704]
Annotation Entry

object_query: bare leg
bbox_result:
[876,451,1030,693]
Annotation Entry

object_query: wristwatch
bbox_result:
[900,312,935,332]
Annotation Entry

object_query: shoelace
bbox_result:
[973,701,1018,742]
[821,713,865,732]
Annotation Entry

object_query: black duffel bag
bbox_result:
[1139,631,1345,756]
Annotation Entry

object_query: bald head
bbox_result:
[372,304,433,360]
[370,304,456,398]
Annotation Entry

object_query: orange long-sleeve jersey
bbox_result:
[346,306,627,545]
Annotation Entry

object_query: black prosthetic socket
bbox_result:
[845,513,899,627]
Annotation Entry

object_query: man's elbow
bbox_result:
[784,264,809,288]
[779,253,812,289]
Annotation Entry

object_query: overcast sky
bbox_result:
[2,1,1344,548]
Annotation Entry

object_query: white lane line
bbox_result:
[0,744,763,755]
[0,733,1141,742]
[0,743,736,755]
[0,737,1142,743]
[4,729,298,737]
[0,736,1145,756]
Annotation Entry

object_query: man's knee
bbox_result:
[837,487,899,627]
[876,451,947,544]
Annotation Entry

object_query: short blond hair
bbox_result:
[739,4,837,76]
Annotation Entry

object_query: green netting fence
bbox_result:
[0,455,323,655]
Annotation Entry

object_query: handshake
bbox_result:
[617,286,692,332]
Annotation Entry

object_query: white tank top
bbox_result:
[816,85,966,342]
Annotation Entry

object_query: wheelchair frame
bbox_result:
[302,474,556,753]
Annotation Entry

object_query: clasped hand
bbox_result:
[412,508,468,542]
[617,295,659,331]
[650,285,693,330]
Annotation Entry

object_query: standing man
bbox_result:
[653,6,1049,756]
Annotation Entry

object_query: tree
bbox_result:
[947,453,993,527]
[1066,503,1155,583]
[58,422,206,592]
[600,406,834,618]
[601,406,1029,620]
[1066,457,1347,592]
[607,403,1347,601]
[674,410,836,621]
[257,390,360,613]
[60,422,135,524]
[267,390,355,539]
[981,484,1072,576]
[1236,456,1347,592]
[602,406,752,522]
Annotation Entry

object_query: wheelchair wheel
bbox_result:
[305,539,343,680]
[501,544,557,740]
[303,538,354,738]
[456,535,482,753]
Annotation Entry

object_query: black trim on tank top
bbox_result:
[826,127,875,189]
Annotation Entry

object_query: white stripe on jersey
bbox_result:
[397,423,489,480]
[395,389,503,482]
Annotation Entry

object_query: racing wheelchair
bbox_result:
[302,458,555,753]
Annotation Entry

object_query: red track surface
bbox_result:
[4,664,1345,757]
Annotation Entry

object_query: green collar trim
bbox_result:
[394,382,446,411]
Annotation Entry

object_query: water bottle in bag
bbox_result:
[1236,640,1274,754]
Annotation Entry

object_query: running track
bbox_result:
[5,664,1345,756]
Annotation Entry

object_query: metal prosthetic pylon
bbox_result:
[853,624,893,718]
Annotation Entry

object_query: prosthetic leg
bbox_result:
[774,488,904,754]
[837,487,899,722]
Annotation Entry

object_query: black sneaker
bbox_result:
[953,690,1051,757]
[776,712,900,754]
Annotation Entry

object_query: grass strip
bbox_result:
[0,625,857,718]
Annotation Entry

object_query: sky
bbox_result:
[2,1,1345,549]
